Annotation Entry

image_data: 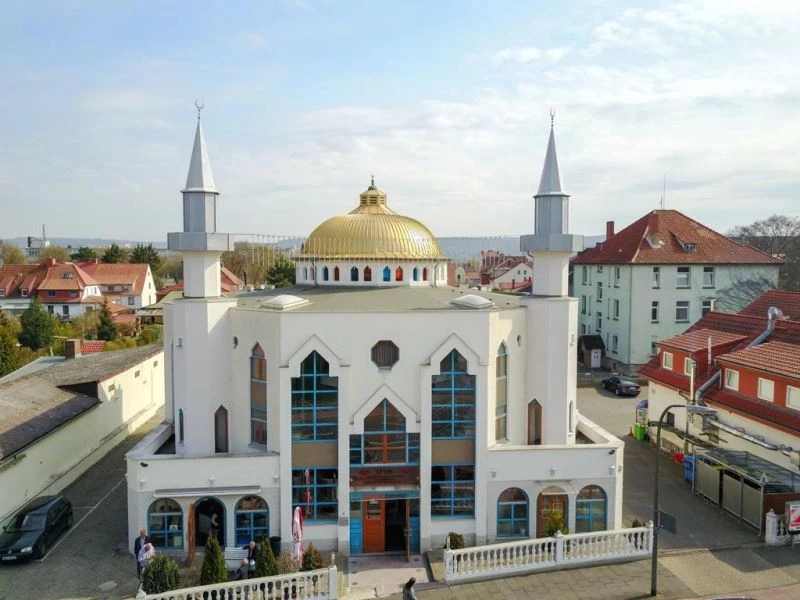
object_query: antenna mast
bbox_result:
[661,174,666,209]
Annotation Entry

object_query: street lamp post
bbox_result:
[651,403,717,597]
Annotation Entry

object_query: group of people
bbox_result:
[133,529,155,579]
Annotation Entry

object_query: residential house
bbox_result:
[572,212,782,372]
[0,342,164,523]
[487,256,533,292]
[639,290,800,531]
[76,260,157,310]
[34,260,103,319]
[0,264,49,316]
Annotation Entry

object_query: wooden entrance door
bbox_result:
[537,492,567,537]
[362,496,384,553]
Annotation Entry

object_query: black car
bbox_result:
[0,495,72,562]
[601,375,641,397]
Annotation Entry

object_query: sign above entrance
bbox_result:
[350,466,420,487]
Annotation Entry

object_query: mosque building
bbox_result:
[126,112,625,556]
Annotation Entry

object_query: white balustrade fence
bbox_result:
[444,525,653,583]
[142,567,337,600]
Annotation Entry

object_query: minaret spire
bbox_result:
[167,106,233,299]
[537,110,565,196]
[520,112,583,296]
[184,102,217,193]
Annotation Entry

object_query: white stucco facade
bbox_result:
[126,115,624,558]
[1,348,164,523]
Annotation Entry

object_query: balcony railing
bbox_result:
[444,524,653,583]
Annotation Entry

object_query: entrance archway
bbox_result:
[194,497,225,548]
[537,486,568,537]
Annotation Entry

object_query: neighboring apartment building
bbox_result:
[572,212,782,371]
[76,260,157,309]
[639,290,800,531]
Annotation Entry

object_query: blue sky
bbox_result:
[1,0,798,242]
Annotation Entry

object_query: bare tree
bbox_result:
[728,214,800,291]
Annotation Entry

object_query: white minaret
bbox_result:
[166,106,236,456]
[520,112,584,444]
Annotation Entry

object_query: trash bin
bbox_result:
[269,536,282,558]
[683,455,695,482]
[633,424,646,441]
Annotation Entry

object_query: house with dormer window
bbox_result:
[75,260,156,309]
[639,290,800,530]
[573,211,782,372]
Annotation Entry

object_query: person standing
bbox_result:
[402,577,417,600]
[240,540,259,579]
[137,539,156,579]
[133,529,147,578]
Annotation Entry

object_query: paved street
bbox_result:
[1,387,798,600]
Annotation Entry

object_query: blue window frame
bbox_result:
[349,399,420,465]
[291,351,338,441]
[235,495,269,546]
[413,267,419,281]
[292,468,337,522]
[431,464,474,518]
[322,266,329,281]
[147,499,183,550]
[350,266,359,282]
[575,485,607,533]
[250,344,267,446]
[497,487,528,537]
[383,266,391,282]
[431,350,475,438]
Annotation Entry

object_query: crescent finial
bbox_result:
[194,99,205,119]
[550,107,555,127]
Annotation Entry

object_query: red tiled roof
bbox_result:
[705,387,800,434]
[157,269,244,301]
[717,341,800,381]
[0,264,48,297]
[572,210,783,265]
[658,328,747,353]
[739,290,800,321]
[76,261,150,296]
[36,264,98,291]
[80,340,105,354]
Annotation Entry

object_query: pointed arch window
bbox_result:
[334,266,340,282]
[250,344,267,446]
[291,351,338,441]
[431,349,475,438]
[413,267,419,281]
[350,266,359,282]
[395,266,403,281]
[214,406,229,453]
[178,408,184,444]
[497,488,528,537]
[322,266,329,282]
[350,399,420,465]
[383,266,391,282]
[422,267,428,282]
[495,343,508,441]
[364,266,372,282]
[303,267,308,280]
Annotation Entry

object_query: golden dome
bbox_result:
[299,182,446,260]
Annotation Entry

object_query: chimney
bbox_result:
[64,339,81,359]
[606,220,615,239]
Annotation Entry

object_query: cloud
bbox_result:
[220,32,267,50]
[492,47,570,64]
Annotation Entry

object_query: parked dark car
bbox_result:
[601,375,641,397]
[0,496,72,562]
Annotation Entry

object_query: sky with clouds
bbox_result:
[1,0,798,242]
